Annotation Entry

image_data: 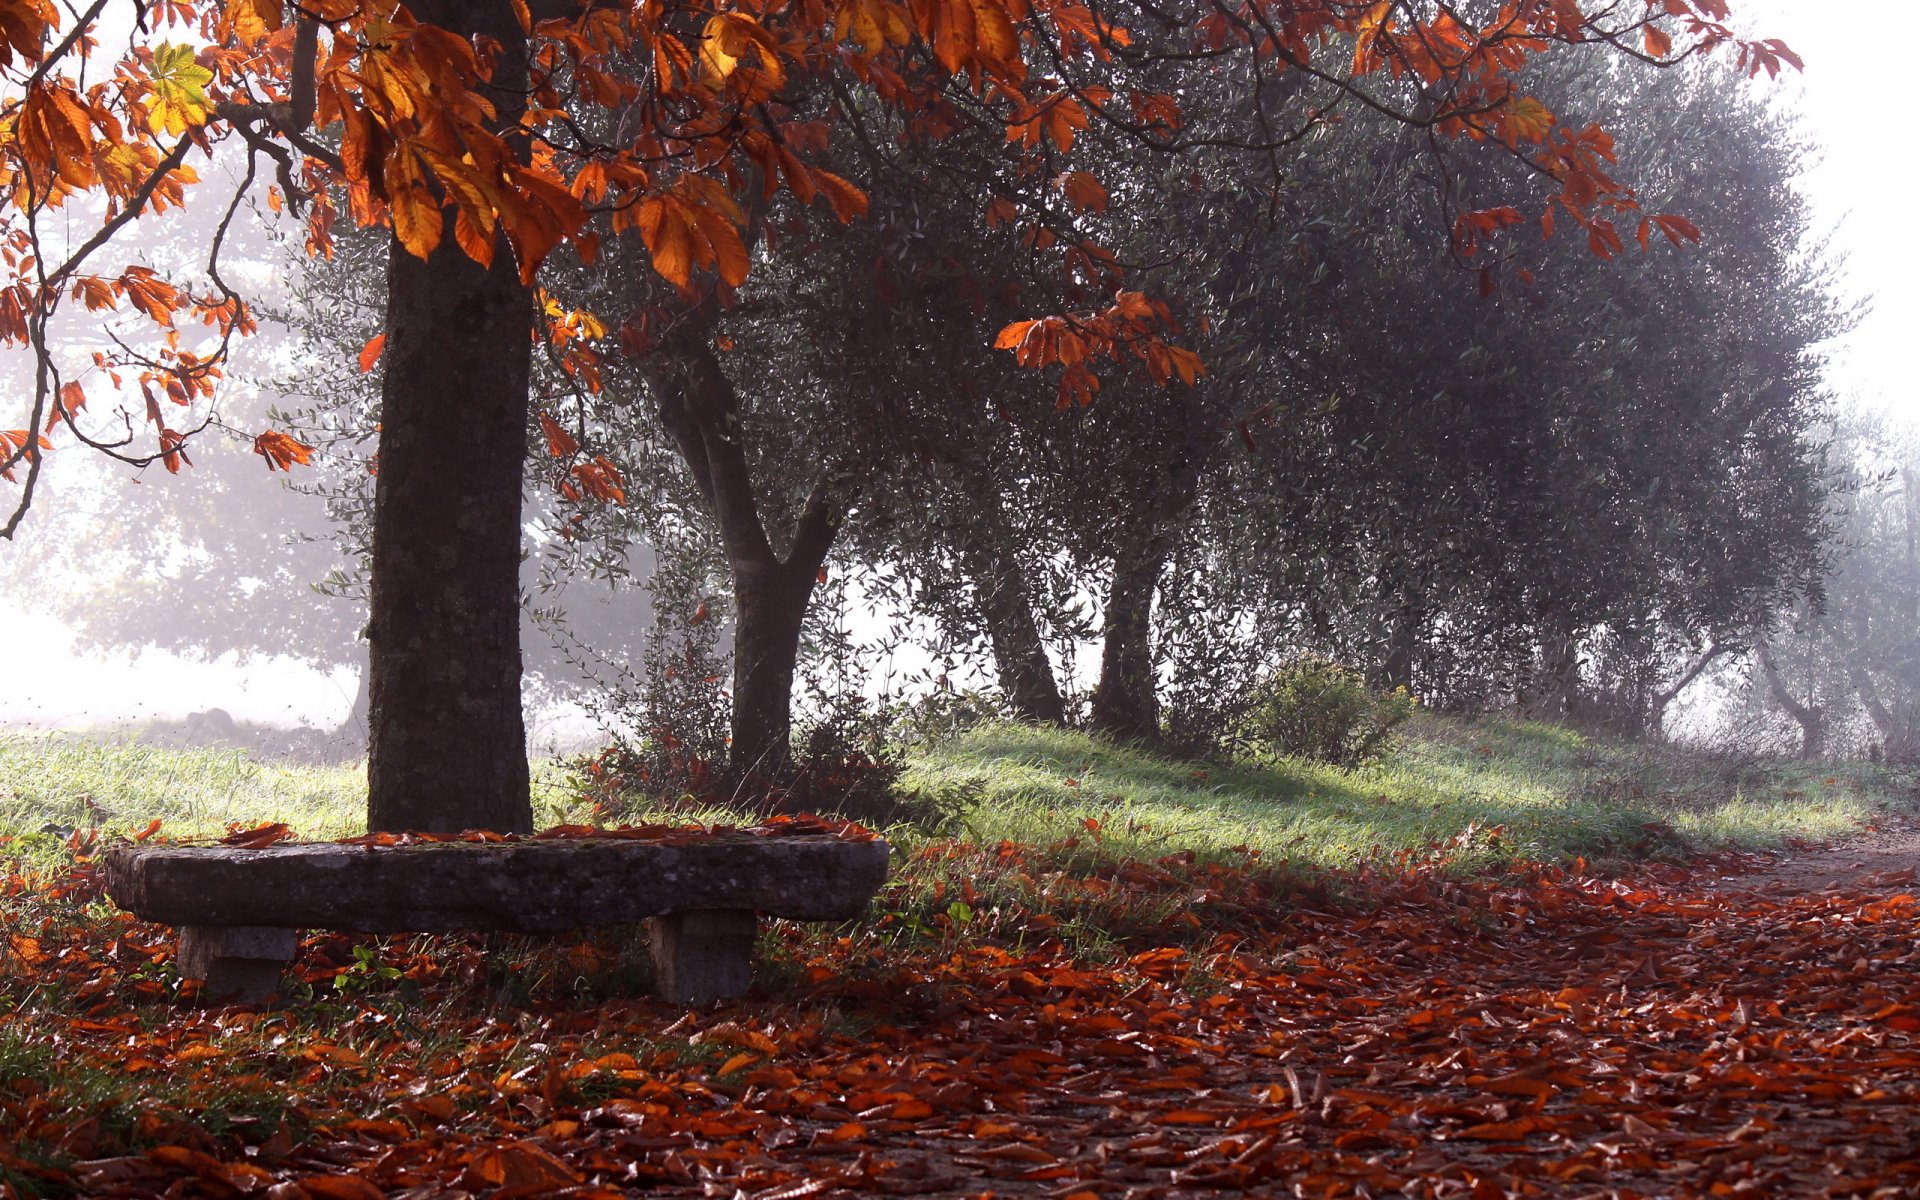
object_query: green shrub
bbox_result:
[1244,659,1417,768]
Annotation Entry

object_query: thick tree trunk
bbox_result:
[728,561,815,776]
[1088,532,1176,742]
[958,521,1064,725]
[1828,623,1918,760]
[644,320,839,777]
[365,1,532,834]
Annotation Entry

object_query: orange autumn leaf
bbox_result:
[358,333,387,374]
[299,1176,385,1200]
[463,1142,581,1190]
[253,430,315,472]
[217,821,295,849]
[539,411,580,457]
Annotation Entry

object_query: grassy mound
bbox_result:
[907,715,1905,871]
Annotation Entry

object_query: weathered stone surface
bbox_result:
[648,910,758,1006]
[104,835,890,933]
[178,925,298,1004]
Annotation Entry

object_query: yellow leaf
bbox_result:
[931,0,977,73]
[1501,96,1554,144]
[387,150,444,261]
[146,42,214,136]
[1057,170,1107,214]
[227,0,283,47]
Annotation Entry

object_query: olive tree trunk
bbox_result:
[643,317,838,777]
[1087,530,1177,742]
[957,518,1065,725]
[1757,640,1826,759]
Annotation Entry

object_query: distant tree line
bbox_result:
[5,50,1847,775]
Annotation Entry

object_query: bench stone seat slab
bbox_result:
[103,835,891,933]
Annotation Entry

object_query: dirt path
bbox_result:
[1708,814,1920,896]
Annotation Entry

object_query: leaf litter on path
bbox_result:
[3,836,1919,1199]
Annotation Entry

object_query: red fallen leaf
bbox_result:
[299,1176,383,1200]
[398,1094,457,1120]
[966,1143,1056,1163]
[72,1157,164,1187]
[826,1122,866,1142]
[691,1022,780,1054]
[131,817,163,842]
[1455,1115,1553,1141]
[750,1177,845,1200]
[1156,1109,1225,1125]
[1473,1072,1556,1100]
[147,1146,223,1171]
[218,822,295,849]
[463,1141,582,1191]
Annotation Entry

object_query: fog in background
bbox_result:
[0,0,1905,741]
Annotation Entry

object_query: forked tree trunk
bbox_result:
[1645,642,1726,739]
[728,559,818,776]
[1087,456,1200,743]
[1088,532,1176,742]
[366,0,533,834]
[1757,641,1826,759]
[959,519,1065,725]
[1829,623,1919,761]
[643,318,838,777]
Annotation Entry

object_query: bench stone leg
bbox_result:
[646,910,756,1005]
[177,926,298,1004]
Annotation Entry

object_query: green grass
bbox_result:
[0,716,1905,871]
[0,714,1909,969]
[0,732,590,851]
[904,715,1910,871]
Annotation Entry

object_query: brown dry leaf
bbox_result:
[463,1141,583,1191]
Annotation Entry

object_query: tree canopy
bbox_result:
[0,0,1808,828]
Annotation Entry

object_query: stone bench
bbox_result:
[102,833,890,1006]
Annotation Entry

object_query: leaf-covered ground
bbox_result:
[5,826,1920,1199]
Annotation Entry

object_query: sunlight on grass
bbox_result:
[905,717,1917,871]
[1,718,1911,879]
[0,733,591,844]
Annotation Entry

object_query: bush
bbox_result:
[1244,659,1417,769]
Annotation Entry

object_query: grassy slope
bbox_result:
[907,715,1911,871]
[0,715,1909,873]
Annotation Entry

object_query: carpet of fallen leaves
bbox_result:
[4,835,1920,1200]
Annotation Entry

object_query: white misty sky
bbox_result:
[1733,0,1912,417]
[0,1,1907,729]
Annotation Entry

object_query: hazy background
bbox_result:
[0,0,1900,737]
